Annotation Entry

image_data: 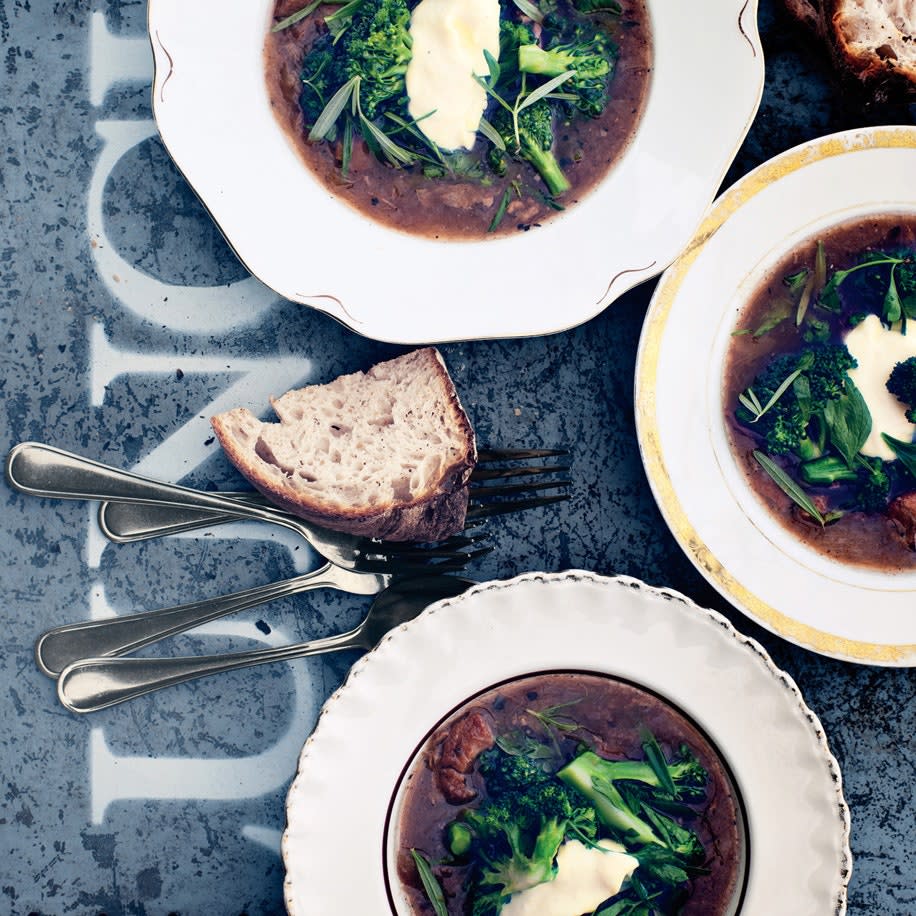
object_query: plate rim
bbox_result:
[634,125,916,666]
[145,0,765,344]
[280,570,851,914]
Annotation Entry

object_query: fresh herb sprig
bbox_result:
[820,253,914,326]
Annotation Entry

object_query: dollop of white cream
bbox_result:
[500,840,639,916]
[405,0,500,150]
[845,314,916,460]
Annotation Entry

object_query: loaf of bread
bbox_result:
[784,0,916,93]
[211,348,477,541]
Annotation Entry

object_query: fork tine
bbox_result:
[359,545,494,573]
[466,493,570,520]
[364,536,488,559]
[469,479,570,500]
[470,463,570,481]
[476,447,569,463]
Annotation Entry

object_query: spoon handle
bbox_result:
[35,563,384,677]
[57,626,368,713]
[5,442,289,524]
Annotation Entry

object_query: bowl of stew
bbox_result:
[281,572,851,914]
[389,671,748,915]
[635,125,916,666]
[147,0,764,342]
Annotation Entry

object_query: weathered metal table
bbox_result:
[2,2,913,913]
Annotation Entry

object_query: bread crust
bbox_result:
[210,348,477,542]
[783,0,916,93]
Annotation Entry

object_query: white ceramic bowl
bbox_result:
[636,126,916,666]
[147,0,764,343]
[282,572,850,914]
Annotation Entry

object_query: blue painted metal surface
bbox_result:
[1,2,914,914]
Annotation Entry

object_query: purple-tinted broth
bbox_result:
[264,0,651,239]
[723,213,916,571]
[395,672,744,915]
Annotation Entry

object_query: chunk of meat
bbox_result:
[432,707,496,804]
[887,491,916,549]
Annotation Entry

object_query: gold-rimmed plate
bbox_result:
[636,126,916,666]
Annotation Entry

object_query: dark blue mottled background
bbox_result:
[1,1,914,914]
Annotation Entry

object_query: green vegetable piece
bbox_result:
[754,450,826,526]
[783,268,810,293]
[571,0,622,13]
[886,356,916,423]
[882,433,916,480]
[410,849,449,916]
[885,264,903,325]
[823,378,872,467]
[447,821,474,857]
[517,25,618,119]
[799,455,858,487]
[486,102,570,197]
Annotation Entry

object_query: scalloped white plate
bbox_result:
[146,0,763,343]
[282,572,850,914]
[636,126,916,666]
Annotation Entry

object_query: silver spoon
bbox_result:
[35,562,390,679]
[56,576,474,713]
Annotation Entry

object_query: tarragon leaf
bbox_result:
[308,76,358,140]
[360,115,416,165]
[513,0,545,22]
[478,116,506,150]
[271,0,325,31]
[487,186,513,233]
[518,70,576,110]
[754,450,826,526]
[410,850,448,916]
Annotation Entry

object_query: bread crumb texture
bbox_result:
[210,348,477,539]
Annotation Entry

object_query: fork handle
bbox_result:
[98,495,266,543]
[6,442,290,525]
[57,627,367,713]
[35,562,350,678]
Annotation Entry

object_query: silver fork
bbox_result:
[95,447,571,543]
[55,575,475,713]
[5,442,524,572]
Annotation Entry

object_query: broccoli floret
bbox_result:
[556,748,707,852]
[487,102,570,197]
[299,0,412,128]
[479,746,552,793]
[805,343,858,402]
[856,456,891,513]
[478,817,566,898]
[342,0,413,119]
[299,37,339,126]
[518,26,618,118]
[448,750,599,911]
[887,356,916,423]
[499,19,536,79]
[737,344,857,457]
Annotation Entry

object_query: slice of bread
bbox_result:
[211,348,477,541]
[784,0,916,94]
